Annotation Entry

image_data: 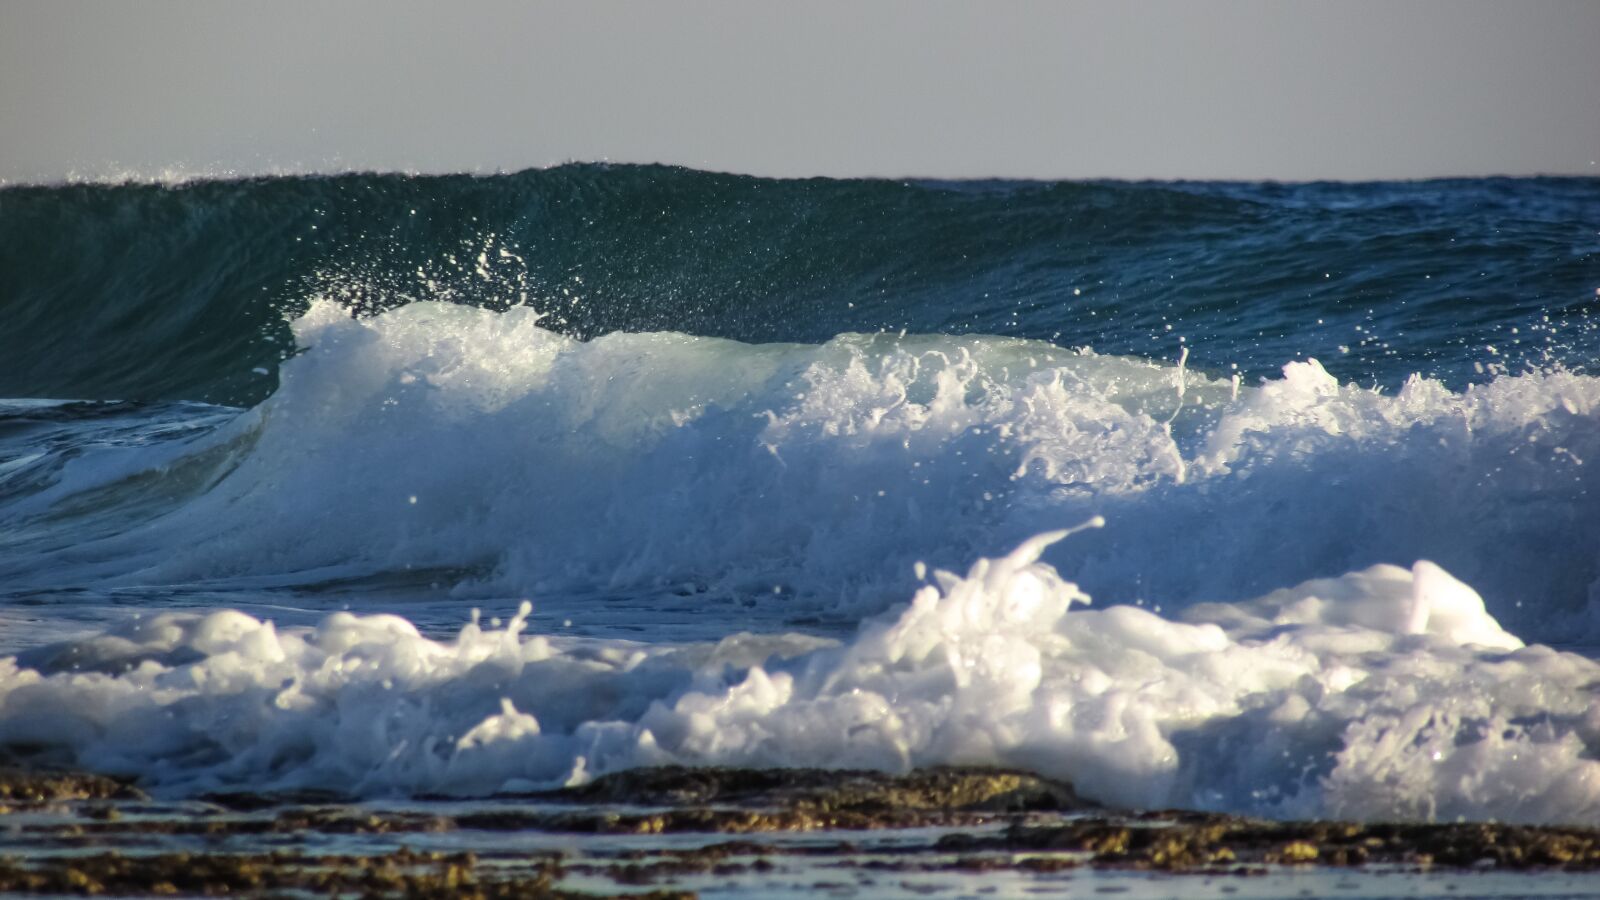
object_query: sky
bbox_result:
[1,0,1597,183]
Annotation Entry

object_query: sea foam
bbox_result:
[4,300,1597,640]
[4,299,1600,820]
[5,528,1598,824]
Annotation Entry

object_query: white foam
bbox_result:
[4,532,1597,824]
[4,300,1600,819]
[5,301,1598,642]
[1183,559,1523,651]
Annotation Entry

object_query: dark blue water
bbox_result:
[2,167,1596,406]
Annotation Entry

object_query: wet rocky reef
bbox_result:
[2,765,1598,897]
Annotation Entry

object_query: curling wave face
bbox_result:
[2,167,1595,406]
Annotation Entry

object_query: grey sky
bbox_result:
[2,0,1597,183]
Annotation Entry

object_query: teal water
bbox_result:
[2,167,1595,405]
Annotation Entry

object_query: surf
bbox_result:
[3,299,1597,645]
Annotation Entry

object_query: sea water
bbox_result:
[0,166,1597,825]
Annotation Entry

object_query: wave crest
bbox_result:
[5,300,1598,643]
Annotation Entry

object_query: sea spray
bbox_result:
[3,168,1594,405]
[3,301,1596,641]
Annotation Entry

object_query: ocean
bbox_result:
[2,165,1599,833]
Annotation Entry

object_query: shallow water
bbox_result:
[6,767,1600,899]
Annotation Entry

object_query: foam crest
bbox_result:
[1,300,1205,611]
[7,302,1598,642]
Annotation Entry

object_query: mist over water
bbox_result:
[2,166,1599,823]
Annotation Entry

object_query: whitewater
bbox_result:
[1,167,1598,830]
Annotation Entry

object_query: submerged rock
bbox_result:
[0,767,145,806]
[0,849,689,899]
[547,765,1088,814]
[5,763,1600,896]
[939,814,1600,871]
